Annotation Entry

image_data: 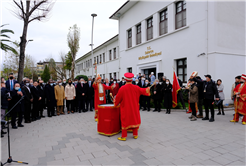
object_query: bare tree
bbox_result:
[12,0,55,83]
[49,52,67,80]
[67,24,80,79]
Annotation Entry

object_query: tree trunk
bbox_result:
[71,58,75,80]
[18,21,28,83]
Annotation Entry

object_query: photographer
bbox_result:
[9,83,25,129]
[1,82,10,137]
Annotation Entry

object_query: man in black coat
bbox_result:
[37,80,45,118]
[139,77,147,111]
[192,76,205,118]
[143,80,151,111]
[45,80,56,117]
[192,75,219,122]
[5,73,18,91]
[119,77,126,88]
[177,77,186,110]
[77,78,87,113]
[151,80,162,112]
[22,79,33,123]
[104,78,111,104]
[31,81,41,121]
[1,82,10,137]
[9,83,25,129]
[86,78,94,111]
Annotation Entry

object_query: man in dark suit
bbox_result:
[104,78,111,104]
[119,77,126,88]
[74,79,79,112]
[86,78,94,111]
[31,81,41,121]
[5,73,18,91]
[143,80,151,111]
[177,77,186,110]
[37,80,45,118]
[77,78,87,113]
[45,79,56,117]
[151,79,162,112]
[139,77,147,111]
[22,79,33,123]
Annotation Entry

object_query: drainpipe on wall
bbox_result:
[206,0,209,74]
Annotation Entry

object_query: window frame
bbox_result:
[175,1,186,29]
[136,24,141,45]
[128,29,132,48]
[176,58,187,83]
[147,17,153,41]
[114,48,116,59]
[109,50,112,61]
[159,9,168,36]
[103,53,105,62]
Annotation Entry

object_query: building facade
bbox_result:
[75,0,246,104]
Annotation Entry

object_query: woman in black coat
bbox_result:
[163,79,172,114]
[151,80,162,112]
[45,81,56,117]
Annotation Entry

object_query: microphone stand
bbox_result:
[2,95,28,165]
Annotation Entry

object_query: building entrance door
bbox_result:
[143,68,156,79]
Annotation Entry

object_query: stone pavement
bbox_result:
[1,109,245,166]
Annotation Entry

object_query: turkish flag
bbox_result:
[172,71,181,108]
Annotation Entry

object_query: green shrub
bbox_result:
[75,75,88,81]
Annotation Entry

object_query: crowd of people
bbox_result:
[1,71,245,138]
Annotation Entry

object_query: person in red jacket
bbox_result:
[114,73,150,141]
[93,74,113,122]
[111,79,119,97]
[230,74,246,125]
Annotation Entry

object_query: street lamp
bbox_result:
[90,13,97,78]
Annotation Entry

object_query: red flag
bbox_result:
[172,71,181,108]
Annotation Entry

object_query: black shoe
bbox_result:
[222,112,225,115]
[12,126,18,129]
[41,116,45,118]
[36,117,41,120]
[24,121,31,123]
[1,130,7,134]
[217,112,221,115]
[90,110,93,111]
[1,134,4,138]
[168,110,171,114]
[142,109,146,111]
[79,111,82,113]
[209,118,214,122]
[153,109,157,112]
[202,117,209,120]
[48,115,52,117]
[166,111,168,114]
[147,109,150,112]
[158,110,161,112]
[52,115,56,116]
[18,124,24,127]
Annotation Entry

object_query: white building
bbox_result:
[75,0,246,104]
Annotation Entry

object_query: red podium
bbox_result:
[97,104,121,136]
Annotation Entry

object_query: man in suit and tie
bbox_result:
[5,73,18,91]
[77,78,88,113]
[104,78,111,103]
[37,80,45,118]
[86,78,94,111]
[31,81,41,121]
[139,77,147,111]
[22,79,33,123]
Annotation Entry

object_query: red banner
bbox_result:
[172,71,181,108]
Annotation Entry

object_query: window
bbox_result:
[177,58,187,83]
[90,59,92,67]
[97,56,99,64]
[82,63,83,69]
[176,1,186,29]
[113,72,116,79]
[103,74,105,79]
[109,73,112,79]
[136,24,141,45]
[100,55,102,63]
[113,48,116,59]
[94,57,96,64]
[147,17,153,41]
[103,53,105,62]
[109,50,112,61]
[128,29,132,48]
[127,67,132,73]
[160,9,168,35]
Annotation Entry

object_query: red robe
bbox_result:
[114,83,150,130]
[234,83,246,115]
[93,82,112,119]
[110,83,119,97]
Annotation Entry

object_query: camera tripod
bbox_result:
[2,96,28,165]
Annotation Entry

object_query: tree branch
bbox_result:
[13,0,25,18]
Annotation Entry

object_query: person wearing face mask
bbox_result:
[111,79,120,97]
[54,80,65,116]
[104,78,112,104]
[77,78,88,113]
[163,79,173,114]
[139,77,147,111]
[45,79,56,117]
[1,77,6,84]
[9,83,25,129]
[22,79,33,123]
[152,79,162,112]
[29,79,34,87]
[186,79,199,121]
[73,79,79,112]
[62,79,67,113]
[31,81,42,121]
[85,78,94,112]
[37,80,45,118]
[119,77,126,88]
[110,78,114,84]
[65,79,76,114]
[143,80,151,111]
[1,82,10,137]
[6,73,18,91]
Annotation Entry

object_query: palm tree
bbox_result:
[0,24,18,55]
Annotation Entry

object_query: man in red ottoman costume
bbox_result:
[230,74,246,125]
[93,74,113,122]
[114,73,150,141]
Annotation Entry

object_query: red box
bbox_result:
[97,104,121,136]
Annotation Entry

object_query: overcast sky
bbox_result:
[0,0,126,66]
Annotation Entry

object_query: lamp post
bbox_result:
[90,13,97,78]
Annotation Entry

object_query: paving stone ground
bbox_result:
[1,108,245,166]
